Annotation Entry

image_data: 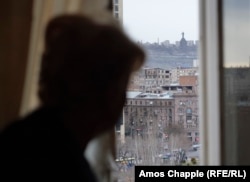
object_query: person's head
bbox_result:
[38,15,145,135]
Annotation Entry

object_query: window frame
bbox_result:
[199,0,222,165]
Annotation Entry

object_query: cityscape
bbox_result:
[114,30,250,177]
[2,0,250,181]
[115,0,250,179]
[112,1,201,180]
[114,31,200,177]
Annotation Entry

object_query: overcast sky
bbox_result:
[123,0,199,44]
[223,0,250,67]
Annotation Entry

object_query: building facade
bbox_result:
[170,67,198,84]
[128,68,171,93]
[173,92,199,143]
[118,90,199,144]
[122,92,174,139]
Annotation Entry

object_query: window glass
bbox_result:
[115,0,199,180]
[222,0,250,165]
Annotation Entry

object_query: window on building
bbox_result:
[186,115,192,121]
[186,108,192,113]
[178,107,183,113]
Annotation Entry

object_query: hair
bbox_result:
[38,15,145,108]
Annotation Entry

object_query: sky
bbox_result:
[123,0,199,44]
[123,0,250,67]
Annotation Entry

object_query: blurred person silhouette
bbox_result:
[0,15,144,181]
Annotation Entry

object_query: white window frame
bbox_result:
[199,0,222,165]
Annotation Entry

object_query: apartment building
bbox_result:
[122,92,174,139]
[179,75,198,94]
[173,92,199,143]
[170,67,198,84]
[128,67,171,93]
[118,90,199,143]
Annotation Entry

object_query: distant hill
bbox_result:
[141,47,198,69]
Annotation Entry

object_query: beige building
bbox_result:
[173,92,199,143]
[165,75,199,143]
[170,67,198,84]
[179,75,198,94]
[125,71,199,144]
[128,68,171,93]
[118,90,199,144]
[120,92,174,140]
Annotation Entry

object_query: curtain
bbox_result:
[20,0,113,115]
[20,0,118,181]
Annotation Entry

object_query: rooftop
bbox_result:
[126,91,173,99]
[126,91,142,99]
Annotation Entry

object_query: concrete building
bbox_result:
[124,67,199,144]
[161,75,199,143]
[175,75,199,143]
[170,67,198,84]
[118,90,199,144]
[175,41,180,47]
[161,40,170,47]
[173,92,199,143]
[128,67,171,93]
[193,59,199,67]
[187,40,194,46]
[179,75,198,94]
[122,92,174,140]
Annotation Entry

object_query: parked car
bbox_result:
[192,144,201,151]
[158,153,171,159]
